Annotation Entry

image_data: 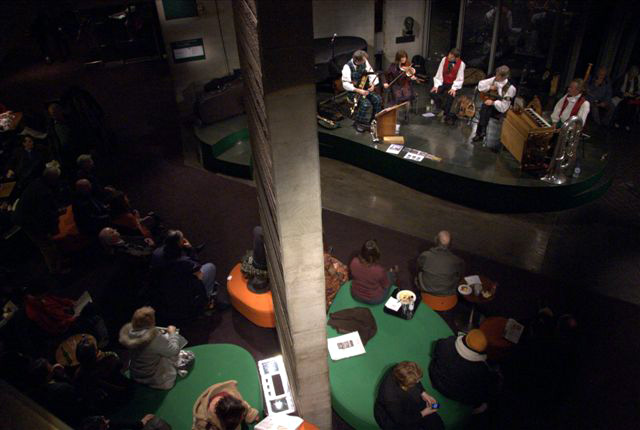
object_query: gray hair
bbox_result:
[76,154,93,166]
[495,65,510,78]
[43,161,61,178]
[352,50,368,62]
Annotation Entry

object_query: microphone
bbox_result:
[331,33,337,44]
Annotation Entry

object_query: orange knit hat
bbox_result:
[465,329,488,353]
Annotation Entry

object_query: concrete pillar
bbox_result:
[232,0,331,428]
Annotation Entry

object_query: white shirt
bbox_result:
[341,59,378,92]
[477,77,517,113]
[551,93,590,126]
[433,57,466,90]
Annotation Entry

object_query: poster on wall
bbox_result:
[171,39,206,63]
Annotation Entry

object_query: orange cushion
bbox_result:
[298,421,319,430]
[479,316,513,360]
[226,263,275,328]
[52,206,90,252]
[421,292,458,311]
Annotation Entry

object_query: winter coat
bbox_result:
[191,380,259,430]
[428,335,498,406]
[118,323,181,390]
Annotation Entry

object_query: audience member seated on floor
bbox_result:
[73,178,111,236]
[47,102,80,174]
[192,380,260,430]
[13,164,66,274]
[324,247,349,310]
[5,135,50,196]
[79,414,171,430]
[374,361,444,430]
[586,67,614,127]
[27,357,84,425]
[416,230,464,297]
[108,191,155,240]
[349,239,397,305]
[74,336,131,414]
[99,227,155,259]
[119,306,183,390]
[429,329,500,414]
[150,230,217,319]
[22,289,109,348]
[613,65,640,131]
[76,154,116,201]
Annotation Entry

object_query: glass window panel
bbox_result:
[426,0,461,77]
[461,0,496,74]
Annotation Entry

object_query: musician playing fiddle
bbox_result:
[429,48,465,125]
[342,50,382,133]
[473,65,516,142]
[383,50,418,106]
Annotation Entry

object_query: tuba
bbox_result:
[541,115,583,185]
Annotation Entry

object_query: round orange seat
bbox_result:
[421,291,458,311]
[226,263,275,328]
[479,316,514,361]
[299,421,319,430]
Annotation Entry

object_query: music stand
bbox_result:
[374,101,409,138]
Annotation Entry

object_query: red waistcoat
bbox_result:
[559,95,586,118]
[443,58,462,85]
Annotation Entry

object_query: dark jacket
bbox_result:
[374,368,444,430]
[6,144,49,190]
[417,246,464,296]
[150,246,207,321]
[72,192,110,235]
[13,177,60,236]
[429,336,498,406]
[327,307,377,345]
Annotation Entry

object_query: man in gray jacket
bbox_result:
[416,231,464,296]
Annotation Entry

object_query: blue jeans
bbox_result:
[200,262,217,298]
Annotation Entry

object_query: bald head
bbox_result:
[75,179,92,195]
[99,227,122,247]
[436,230,451,248]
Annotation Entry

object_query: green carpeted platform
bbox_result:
[327,282,471,430]
[112,343,263,429]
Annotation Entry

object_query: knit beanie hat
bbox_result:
[465,329,487,353]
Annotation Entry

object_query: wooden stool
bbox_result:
[227,263,275,328]
[479,316,514,361]
[421,291,458,311]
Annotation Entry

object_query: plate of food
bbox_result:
[458,284,472,296]
[396,289,416,305]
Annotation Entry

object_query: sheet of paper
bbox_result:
[386,144,403,155]
[503,318,524,344]
[464,275,482,285]
[73,291,93,317]
[385,296,402,311]
[328,331,366,361]
[403,152,425,162]
[255,414,304,430]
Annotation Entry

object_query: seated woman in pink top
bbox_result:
[349,240,397,304]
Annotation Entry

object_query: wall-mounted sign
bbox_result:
[171,38,205,63]
[162,0,197,20]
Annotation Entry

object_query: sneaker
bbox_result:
[472,133,485,142]
[614,123,620,129]
[625,126,631,132]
